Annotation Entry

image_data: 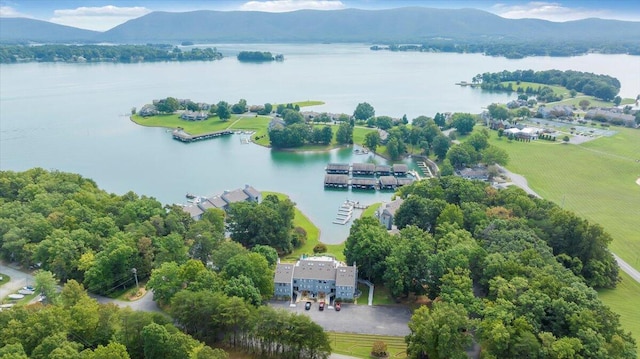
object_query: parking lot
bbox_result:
[269,301,412,336]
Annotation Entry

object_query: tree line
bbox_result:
[371,40,640,59]
[0,44,223,64]
[345,176,634,358]
[474,69,621,101]
[0,279,229,359]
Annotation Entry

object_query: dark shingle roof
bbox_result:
[274,263,294,283]
[222,188,249,204]
[336,267,356,287]
[295,259,337,280]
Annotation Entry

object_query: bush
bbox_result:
[313,243,327,254]
[371,341,388,358]
[291,226,307,248]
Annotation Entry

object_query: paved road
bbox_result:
[0,262,33,301]
[613,254,640,283]
[0,262,161,313]
[497,167,640,284]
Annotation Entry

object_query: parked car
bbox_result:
[305,301,311,310]
[319,302,325,311]
[335,302,341,311]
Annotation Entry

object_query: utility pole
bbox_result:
[132,268,139,289]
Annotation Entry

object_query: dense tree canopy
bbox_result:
[347,176,633,358]
[0,44,223,64]
[477,69,621,101]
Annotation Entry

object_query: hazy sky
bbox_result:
[1,0,639,31]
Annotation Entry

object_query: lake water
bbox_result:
[1,44,638,243]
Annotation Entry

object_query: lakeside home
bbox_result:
[182,185,261,220]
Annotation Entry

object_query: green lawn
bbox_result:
[599,271,640,356]
[292,100,325,107]
[546,95,618,109]
[329,332,407,358]
[502,81,570,97]
[371,283,395,305]
[488,127,640,350]
[360,203,381,218]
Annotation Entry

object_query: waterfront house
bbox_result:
[377,198,404,230]
[457,166,490,181]
[274,256,358,302]
[180,111,209,121]
[183,185,261,219]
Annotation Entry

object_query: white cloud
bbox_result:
[0,5,32,18]
[492,1,610,22]
[240,0,346,12]
[49,5,151,31]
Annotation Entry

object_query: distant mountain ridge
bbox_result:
[2,7,640,44]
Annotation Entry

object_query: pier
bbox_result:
[332,200,366,225]
[172,129,233,143]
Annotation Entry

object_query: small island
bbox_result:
[237,51,284,62]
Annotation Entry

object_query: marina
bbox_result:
[324,162,415,190]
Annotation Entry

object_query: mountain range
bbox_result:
[2,7,640,44]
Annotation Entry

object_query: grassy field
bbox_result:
[487,126,640,350]
[502,81,569,97]
[292,100,325,107]
[598,271,640,350]
[328,332,407,358]
[361,203,381,218]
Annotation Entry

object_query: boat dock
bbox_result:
[324,162,417,191]
[332,200,366,225]
[416,162,433,178]
[172,129,233,143]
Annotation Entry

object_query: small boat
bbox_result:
[185,193,196,199]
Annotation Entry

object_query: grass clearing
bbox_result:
[328,332,407,359]
[546,95,617,109]
[488,126,640,348]
[292,100,325,107]
[371,283,395,306]
[361,203,381,218]
[598,271,640,356]
[502,81,569,97]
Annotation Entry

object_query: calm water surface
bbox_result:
[1,44,638,243]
